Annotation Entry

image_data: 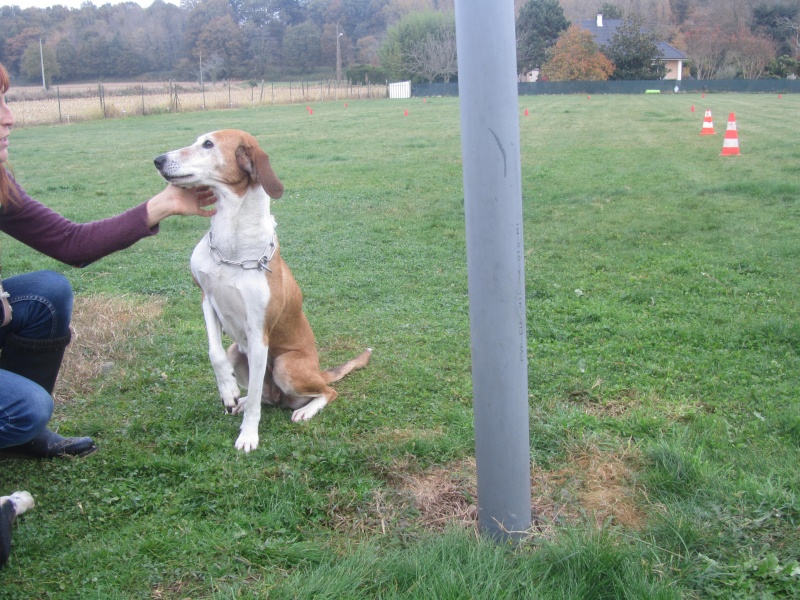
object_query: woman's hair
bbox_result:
[0,61,19,210]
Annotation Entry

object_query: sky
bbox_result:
[3,0,179,9]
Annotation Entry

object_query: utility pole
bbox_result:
[199,51,205,110]
[336,24,343,83]
[454,0,532,541]
[39,38,46,90]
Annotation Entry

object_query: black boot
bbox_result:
[0,332,97,459]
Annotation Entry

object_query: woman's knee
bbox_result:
[33,271,74,326]
[4,270,73,339]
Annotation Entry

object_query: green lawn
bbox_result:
[1,94,799,598]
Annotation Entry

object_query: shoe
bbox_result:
[0,429,97,459]
[1,492,34,568]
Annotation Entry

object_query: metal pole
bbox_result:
[336,24,343,83]
[39,39,46,90]
[454,0,531,541]
[200,52,205,110]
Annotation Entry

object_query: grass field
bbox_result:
[1,93,799,598]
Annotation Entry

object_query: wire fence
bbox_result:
[413,78,800,97]
[7,79,390,127]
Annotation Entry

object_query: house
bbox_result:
[579,14,686,81]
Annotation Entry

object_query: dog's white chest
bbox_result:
[191,237,271,349]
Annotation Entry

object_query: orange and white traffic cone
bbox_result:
[700,109,715,135]
[720,113,741,156]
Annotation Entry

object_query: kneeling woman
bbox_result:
[0,62,215,458]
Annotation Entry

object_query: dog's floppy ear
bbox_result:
[236,142,284,199]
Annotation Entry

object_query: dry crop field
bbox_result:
[7,79,388,126]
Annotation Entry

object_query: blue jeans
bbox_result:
[0,271,73,449]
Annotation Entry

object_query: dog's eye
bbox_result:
[202,140,214,149]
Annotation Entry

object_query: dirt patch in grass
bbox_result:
[56,294,165,402]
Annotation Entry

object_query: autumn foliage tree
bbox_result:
[541,24,615,81]
[729,27,777,78]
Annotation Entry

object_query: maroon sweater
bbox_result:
[1,172,158,268]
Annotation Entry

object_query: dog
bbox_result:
[154,130,371,452]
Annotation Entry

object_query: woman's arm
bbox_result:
[1,178,215,268]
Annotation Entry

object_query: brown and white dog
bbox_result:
[154,130,371,452]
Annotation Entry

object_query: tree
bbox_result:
[516,0,569,74]
[598,2,624,19]
[684,25,727,79]
[282,21,322,73]
[4,27,44,75]
[752,3,800,57]
[729,26,776,78]
[541,24,614,81]
[183,0,234,62]
[603,14,667,80]
[355,34,381,66]
[378,10,450,81]
[404,15,457,82]
[196,15,244,78]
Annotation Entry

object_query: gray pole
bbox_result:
[39,39,46,90]
[336,24,343,84]
[454,1,531,540]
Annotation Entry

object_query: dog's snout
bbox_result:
[153,154,167,170]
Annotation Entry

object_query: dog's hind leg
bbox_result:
[290,392,335,422]
[270,356,338,422]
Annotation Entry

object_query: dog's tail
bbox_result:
[323,348,372,384]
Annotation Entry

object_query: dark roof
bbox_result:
[578,18,687,61]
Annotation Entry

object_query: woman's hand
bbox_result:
[146,184,217,228]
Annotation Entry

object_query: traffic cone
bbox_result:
[720,113,740,156]
[404,109,408,116]
[700,109,715,135]
[691,104,695,112]
[524,108,529,116]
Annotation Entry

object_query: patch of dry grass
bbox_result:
[532,441,647,531]
[56,293,165,402]
[334,431,647,540]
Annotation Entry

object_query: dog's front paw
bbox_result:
[291,398,328,422]
[218,378,241,414]
[235,430,259,453]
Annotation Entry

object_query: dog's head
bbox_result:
[153,130,284,199]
